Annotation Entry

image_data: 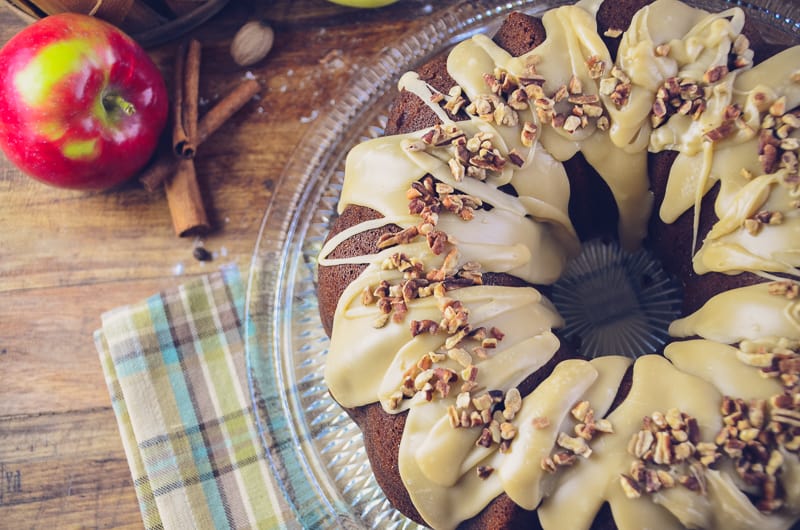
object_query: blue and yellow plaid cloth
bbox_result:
[94,265,298,529]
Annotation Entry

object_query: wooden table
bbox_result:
[0,0,460,526]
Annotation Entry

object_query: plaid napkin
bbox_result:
[94,265,299,530]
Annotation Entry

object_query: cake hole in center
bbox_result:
[550,239,683,359]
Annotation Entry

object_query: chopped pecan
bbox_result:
[703,65,729,84]
[476,465,494,479]
[620,474,642,499]
[629,429,655,459]
[558,432,592,457]
[609,82,631,108]
[520,121,538,147]
[571,401,591,422]
[540,456,557,473]
[503,388,522,420]
[768,281,799,299]
[548,451,575,468]
[410,319,439,337]
[508,149,525,167]
[377,226,419,250]
[704,121,736,143]
[585,55,606,79]
[653,431,673,465]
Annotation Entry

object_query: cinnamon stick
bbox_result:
[140,78,262,192]
[165,38,206,236]
[165,158,210,237]
[179,39,202,158]
[197,78,261,144]
[139,155,177,193]
[171,40,188,157]
[139,133,176,192]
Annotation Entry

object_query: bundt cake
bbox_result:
[317,0,800,527]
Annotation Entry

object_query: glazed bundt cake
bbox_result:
[317,0,800,527]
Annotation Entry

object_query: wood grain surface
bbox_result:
[0,0,460,526]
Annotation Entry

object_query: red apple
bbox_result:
[0,13,168,189]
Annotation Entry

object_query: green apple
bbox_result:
[326,0,400,7]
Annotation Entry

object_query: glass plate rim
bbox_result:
[243,1,553,527]
[243,1,800,528]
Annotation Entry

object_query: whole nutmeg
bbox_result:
[230,20,274,67]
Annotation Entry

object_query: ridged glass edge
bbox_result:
[243,0,800,528]
[242,2,531,527]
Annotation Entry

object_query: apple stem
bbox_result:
[103,93,136,116]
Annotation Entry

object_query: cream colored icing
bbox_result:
[326,123,579,283]
[668,283,800,342]
[655,469,796,530]
[471,4,653,250]
[400,356,631,530]
[664,342,800,526]
[318,0,800,527]
[654,45,800,275]
[664,339,783,400]
[539,351,798,530]
[378,287,562,413]
[538,355,722,530]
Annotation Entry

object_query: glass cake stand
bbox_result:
[244,0,799,527]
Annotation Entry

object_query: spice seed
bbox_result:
[193,247,213,261]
